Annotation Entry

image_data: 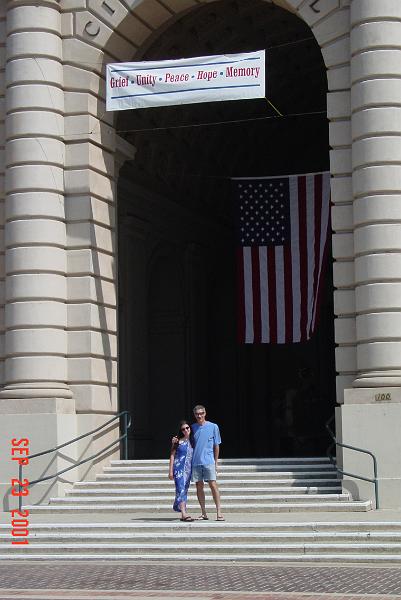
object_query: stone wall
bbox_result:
[338,0,401,509]
[10,0,401,505]
[0,1,6,386]
[61,0,133,416]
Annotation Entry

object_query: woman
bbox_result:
[169,420,194,521]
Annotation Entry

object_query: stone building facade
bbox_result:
[1,0,401,509]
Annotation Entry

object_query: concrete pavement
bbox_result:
[1,561,401,600]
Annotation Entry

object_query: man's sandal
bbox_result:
[180,516,194,522]
[195,515,209,520]
[216,515,225,521]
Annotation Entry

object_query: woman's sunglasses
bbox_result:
[181,426,190,432]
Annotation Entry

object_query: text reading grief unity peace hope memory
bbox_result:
[109,66,262,89]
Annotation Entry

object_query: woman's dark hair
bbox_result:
[175,420,193,447]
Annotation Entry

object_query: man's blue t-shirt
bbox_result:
[191,421,221,466]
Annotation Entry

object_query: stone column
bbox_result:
[351,0,401,390]
[0,0,76,507]
[0,0,6,380]
[2,0,70,401]
[337,0,401,508]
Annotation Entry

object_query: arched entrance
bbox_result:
[117,0,335,458]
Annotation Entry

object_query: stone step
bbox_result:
[95,469,340,483]
[66,486,343,497]
[3,521,395,534]
[98,471,337,481]
[2,552,400,562]
[2,542,401,556]
[26,500,372,513]
[111,457,332,466]
[4,531,401,544]
[103,464,336,473]
[51,493,352,505]
[83,478,341,489]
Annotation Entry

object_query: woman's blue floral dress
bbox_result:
[173,440,193,512]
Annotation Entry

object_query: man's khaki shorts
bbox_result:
[192,464,216,482]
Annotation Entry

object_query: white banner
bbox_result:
[106,51,265,111]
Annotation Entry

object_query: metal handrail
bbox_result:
[325,414,379,509]
[17,410,131,510]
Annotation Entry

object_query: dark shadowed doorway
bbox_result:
[118,0,335,459]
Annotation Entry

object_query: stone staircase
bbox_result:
[5,521,401,562]
[7,456,401,562]
[25,457,371,514]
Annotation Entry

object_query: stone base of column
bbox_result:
[0,383,73,399]
[336,395,401,509]
[353,371,401,388]
[0,400,120,509]
[0,402,78,509]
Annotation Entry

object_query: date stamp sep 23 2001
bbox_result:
[10,438,30,545]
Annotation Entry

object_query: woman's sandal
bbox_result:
[180,515,194,522]
[195,515,209,520]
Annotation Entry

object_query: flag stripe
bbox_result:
[275,246,285,344]
[284,244,293,344]
[243,247,254,343]
[251,246,261,343]
[306,174,315,335]
[311,174,323,336]
[259,247,269,343]
[237,247,246,343]
[312,225,330,336]
[267,246,277,344]
[298,176,308,342]
[289,176,301,342]
[312,173,331,332]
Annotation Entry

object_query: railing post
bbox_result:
[15,411,131,496]
[372,455,379,510]
[326,415,379,510]
[123,412,128,460]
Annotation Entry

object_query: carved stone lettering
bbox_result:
[310,0,321,11]
[84,20,101,37]
[102,0,116,17]
[304,0,341,23]
[375,392,392,402]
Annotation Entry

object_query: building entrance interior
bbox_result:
[117,0,336,459]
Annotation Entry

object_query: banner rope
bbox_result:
[64,36,316,67]
[265,98,283,117]
[114,109,326,136]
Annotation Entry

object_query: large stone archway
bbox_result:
[115,0,334,459]
[59,0,356,465]
[60,0,354,408]
[2,0,401,507]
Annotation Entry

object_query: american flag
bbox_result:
[232,172,331,344]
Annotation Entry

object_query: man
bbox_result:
[191,404,224,521]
